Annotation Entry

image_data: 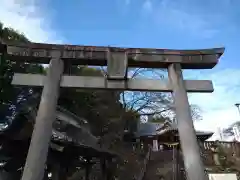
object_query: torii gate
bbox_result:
[0,42,224,180]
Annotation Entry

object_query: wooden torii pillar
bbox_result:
[2,42,224,180]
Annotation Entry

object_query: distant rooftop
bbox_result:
[135,122,213,140]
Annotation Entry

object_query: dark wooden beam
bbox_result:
[101,158,107,180]
[4,42,224,69]
[85,159,91,180]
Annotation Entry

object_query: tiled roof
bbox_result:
[135,122,213,138]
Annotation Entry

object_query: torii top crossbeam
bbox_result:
[1,42,224,69]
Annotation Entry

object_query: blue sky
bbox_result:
[1,0,240,139]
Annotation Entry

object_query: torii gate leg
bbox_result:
[21,57,64,180]
[168,64,208,180]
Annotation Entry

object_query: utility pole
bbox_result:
[218,127,223,141]
[233,103,240,141]
[235,103,240,116]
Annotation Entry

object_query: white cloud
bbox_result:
[121,0,153,13]
[142,0,153,12]
[194,107,239,131]
[124,0,131,5]
[154,0,220,38]
[0,0,63,43]
[121,0,237,37]
[147,0,238,39]
[184,68,240,134]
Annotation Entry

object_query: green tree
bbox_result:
[59,66,125,136]
[0,21,45,180]
[0,21,44,125]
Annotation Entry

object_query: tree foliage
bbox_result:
[118,68,202,122]
[0,22,44,126]
[148,115,171,123]
[59,66,125,137]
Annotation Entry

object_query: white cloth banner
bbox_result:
[208,173,237,180]
[152,140,158,151]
